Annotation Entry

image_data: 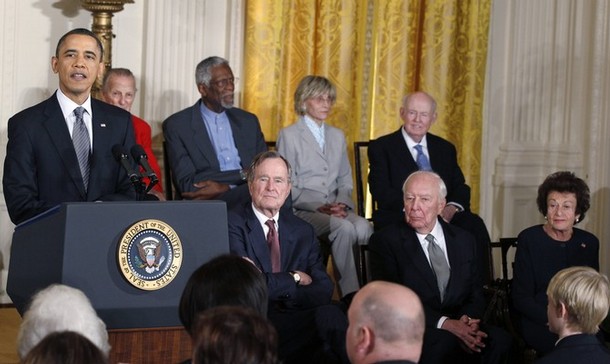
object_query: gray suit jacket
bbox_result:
[276,119,354,212]
[162,100,267,194]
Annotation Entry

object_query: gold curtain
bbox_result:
[243,0,490,212]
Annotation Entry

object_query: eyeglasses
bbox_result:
[211,77,238,88]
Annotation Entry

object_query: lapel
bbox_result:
[191,101,220,170]
[88,99,112,199]
[277,212,298,270]
[298,119,325,158]
[391,128,419,171]
[42,93,87,198]
[244,206,273,272]
[400,223,441,297]
[426,133,442,171]
[439,218,459,301]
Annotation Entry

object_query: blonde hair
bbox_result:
[547,266,610,334]
[293,75,336,115]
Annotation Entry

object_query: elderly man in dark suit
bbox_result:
[228,151,348,364]
[163,56,267,208]
[369,171,511,364]
[368,91,493,284]
[3,28,136,225]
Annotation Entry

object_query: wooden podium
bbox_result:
[8,201,229,363]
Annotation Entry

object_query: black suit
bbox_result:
[228,203,348,364]
[534,334,610,364]
[163,100,267,207]
[368,129,493,284]
[369,218,511,364]
[3,93,136,225]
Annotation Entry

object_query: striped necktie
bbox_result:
[72,107,90,191]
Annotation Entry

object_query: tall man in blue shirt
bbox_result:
[163,56,267,207]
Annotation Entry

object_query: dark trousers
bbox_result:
[420,323,512,364]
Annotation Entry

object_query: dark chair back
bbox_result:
[162,140,174,200]
[353,141,374,219]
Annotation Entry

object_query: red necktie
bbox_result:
[265,219,281,272]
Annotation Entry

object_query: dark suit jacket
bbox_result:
[369,218,485,327]
[162,100,267,195]
[3,93,136,225]
[228,203,333,310]
[534,334,610,364]
[368,129,470,227]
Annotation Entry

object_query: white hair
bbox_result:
[17,284,110,359]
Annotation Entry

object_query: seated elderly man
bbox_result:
[369,171,511,364]
[535,266,610,364]
[17,284,110,360]
[228,150,349,364]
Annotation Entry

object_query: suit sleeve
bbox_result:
[511,232,547,325]
[367,138,404,212]
[368,229,402,283]
[333,131,354,208]
[440,142,471,211]
[3,117,51,224]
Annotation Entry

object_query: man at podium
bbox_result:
[2,28,136,225]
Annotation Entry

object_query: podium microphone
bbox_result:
[130,144,159,193]
[112,144,145,195]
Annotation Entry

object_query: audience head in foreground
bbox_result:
[192,305,279,364]
[21,331,108,364]
[346,281,425,364]
[547,266,610,336]
[535,266,610,363]
[17,284,110,360]
[179,254,268,336]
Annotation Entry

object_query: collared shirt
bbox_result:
[303,115,325,150]
[56,89,93,148]
[415,219,450,269]
[402,127,429,162]
[200,102,242,171]
[251,203,280,237]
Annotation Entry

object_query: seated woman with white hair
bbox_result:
[17,284,110,360]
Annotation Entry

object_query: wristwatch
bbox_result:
[289,271,301,285]
[239,169,247,181]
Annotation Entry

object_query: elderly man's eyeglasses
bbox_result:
[211,77,238,88]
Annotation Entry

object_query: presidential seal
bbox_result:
[118,219,183,290]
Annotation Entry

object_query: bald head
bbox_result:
[346,281,424,364]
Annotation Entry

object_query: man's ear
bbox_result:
[197,83,208,97]
[51,56,58,74]
[356,326,374,356]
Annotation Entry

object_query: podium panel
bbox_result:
[8,201,229,329]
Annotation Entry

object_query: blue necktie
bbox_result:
[72,107,90,191]
[414,144,432,171]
